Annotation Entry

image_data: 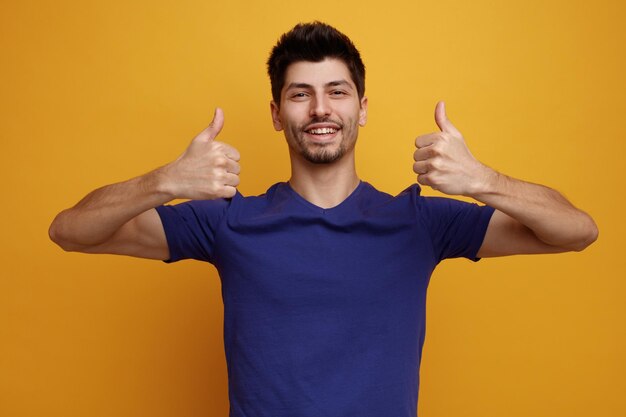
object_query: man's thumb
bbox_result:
[434,101,461,136]
[206,107,224,140]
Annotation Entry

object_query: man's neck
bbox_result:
[288,153,360,209]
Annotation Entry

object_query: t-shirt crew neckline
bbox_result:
[283,180,365,214]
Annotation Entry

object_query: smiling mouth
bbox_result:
[306,127,339,135]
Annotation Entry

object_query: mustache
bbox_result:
[303,117,343,129]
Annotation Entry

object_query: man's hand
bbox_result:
[161,108,241,200]
[413,101,492,196]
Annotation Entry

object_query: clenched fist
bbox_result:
[161,108,241,200]
[413,101,492,196]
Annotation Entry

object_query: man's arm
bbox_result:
[413,101,598,257]
[49,108,241,259]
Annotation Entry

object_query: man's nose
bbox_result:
[310,95,331,118]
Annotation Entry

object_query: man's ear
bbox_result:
[359,96,368,127]
[270,101,283,131]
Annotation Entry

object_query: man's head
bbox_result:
[267,22,366,107]
[267,22,368,165]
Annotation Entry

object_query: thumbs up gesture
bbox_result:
[161,108,241,200]
[413,101,491,196]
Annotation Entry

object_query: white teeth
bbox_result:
[308,128,337,135]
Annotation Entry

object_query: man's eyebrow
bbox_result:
[285,82,313,90]
[326,80,353,89]
[285,80,354,90]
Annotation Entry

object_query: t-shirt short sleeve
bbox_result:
[154,198,231,263]
[415,193,495,263]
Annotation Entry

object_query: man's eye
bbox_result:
[292,92,307,98]
[331,90,347,96]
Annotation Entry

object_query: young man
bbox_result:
[49,22,597,417]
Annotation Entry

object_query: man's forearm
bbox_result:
[49,168,171,250]
[470,169,598,251]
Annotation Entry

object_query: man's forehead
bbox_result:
[284,58,354,87]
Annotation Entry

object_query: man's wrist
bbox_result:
[467,164,502,200]
[148,165,177,203]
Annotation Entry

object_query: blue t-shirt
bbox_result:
[155,181,494,417]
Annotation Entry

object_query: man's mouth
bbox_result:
[306,127,339,135]
[304,122,342,140]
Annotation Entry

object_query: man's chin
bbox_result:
[301,148,344,164]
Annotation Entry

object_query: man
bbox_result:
[49,22,597,417]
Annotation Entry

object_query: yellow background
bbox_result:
[1,0,624,416]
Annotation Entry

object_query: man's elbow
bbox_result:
[49,221,70,251]
[48,213,85,252]
[569,214,599,252]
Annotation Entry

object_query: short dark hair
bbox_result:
[267,21,366,106]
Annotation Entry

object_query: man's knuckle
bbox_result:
[211,142,225,152]
[432,142,444,153]
[213,156,227,167]
[211,178,223,189]
[222,187,236,198]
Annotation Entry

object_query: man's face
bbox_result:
[270,58,368,164]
